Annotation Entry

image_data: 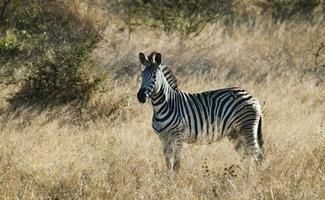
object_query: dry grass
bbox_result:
[0,7,325,200]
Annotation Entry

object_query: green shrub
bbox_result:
[109,0,234,37]
[3,0,108,105]
[108,0,324,37]
[260,0,321,20]
[0,35,24,85]
[18,43,107,104]
[0,37,21,59]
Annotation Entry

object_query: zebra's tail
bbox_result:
[257,116,264,151]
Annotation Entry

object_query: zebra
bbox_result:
[137,52,264,171]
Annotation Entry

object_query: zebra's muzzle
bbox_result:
[137,88,148,103]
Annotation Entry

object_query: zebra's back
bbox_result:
[179,87,262,144]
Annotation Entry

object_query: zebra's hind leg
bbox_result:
[228,124,263,180]
[228,128,263,165]
[228,130,253,179]
[240,122,264,165]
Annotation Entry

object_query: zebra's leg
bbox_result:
[160,135,172,170]
[240,122,264,165]
[170,133,183,171]
[227,129,244,152]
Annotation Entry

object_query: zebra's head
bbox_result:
[137,52,162,104]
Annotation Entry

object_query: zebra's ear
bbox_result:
[139,52,150,67]
[154,53,162,66]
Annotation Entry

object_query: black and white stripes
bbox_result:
[137,52,264,171]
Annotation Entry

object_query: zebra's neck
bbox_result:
[151,72,176,115]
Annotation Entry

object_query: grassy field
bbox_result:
[0,2,325,199]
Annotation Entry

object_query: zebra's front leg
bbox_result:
[160,134,173,170]
[170,133,183,171]
[161,139,172,170]
[160,132,183,171]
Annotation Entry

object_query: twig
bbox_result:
[226,175,241,198]
[270,187,275,200]
[314,42,324,68]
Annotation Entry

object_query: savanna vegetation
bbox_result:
[0,0,324,199]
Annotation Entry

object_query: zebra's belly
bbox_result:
[182,127,226,145]
[153,118,229,144]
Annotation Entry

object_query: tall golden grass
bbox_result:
[0,2,324,199]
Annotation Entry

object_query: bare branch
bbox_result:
[314,42,324,68]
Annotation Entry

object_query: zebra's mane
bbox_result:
[161,65,178,90]
[147,52,178,90]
